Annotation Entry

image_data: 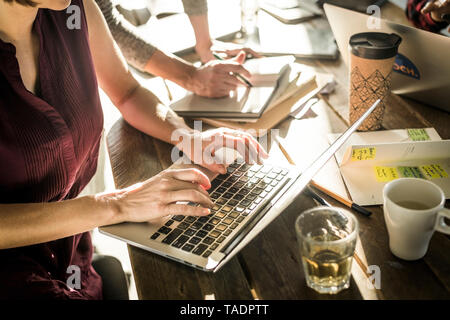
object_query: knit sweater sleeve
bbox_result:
[182,0,208,15]
[95,0,209,70]
[95,0,156,71]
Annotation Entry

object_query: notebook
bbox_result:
[169,56,294,119]
[200,70,320,136]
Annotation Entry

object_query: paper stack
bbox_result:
[329,128,450,205]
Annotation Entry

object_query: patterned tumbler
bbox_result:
[349,32,402,131]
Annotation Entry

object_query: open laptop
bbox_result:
[324,4,450,112]
[317,0,388,13]
[100,101,378,272]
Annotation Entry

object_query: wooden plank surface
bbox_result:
[105,2,450,300]
[233,97,450,299]
[106,60,450,300]
[237,179,364,300]
[311,47,450,299]
[106,97,450,300]
[294,53,450,299]
[222,99,363,299]
[106,119,253,300]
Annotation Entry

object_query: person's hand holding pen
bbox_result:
[212,52,253,88]
[187,51,253,98]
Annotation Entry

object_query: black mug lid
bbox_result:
[349,32,402,60]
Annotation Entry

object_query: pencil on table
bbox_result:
[310,181,372,217]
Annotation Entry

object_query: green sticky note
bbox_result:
[398,166,425,179]
[407,129,430,141]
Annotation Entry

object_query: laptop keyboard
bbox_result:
[150,158,290,259]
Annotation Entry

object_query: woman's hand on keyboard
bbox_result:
[176,128,269,174]
[110,168,214,222]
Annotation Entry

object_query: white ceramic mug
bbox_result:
[383,178,450,260]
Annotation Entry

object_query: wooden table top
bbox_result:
[105,3,450,300]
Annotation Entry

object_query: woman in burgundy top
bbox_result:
[0,0,267,299]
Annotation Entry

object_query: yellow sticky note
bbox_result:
[352,147,376,161]
[420,164,448,179]
[374,166,399,182]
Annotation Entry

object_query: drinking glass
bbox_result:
[240,0,259,36]
[295,206,358,294]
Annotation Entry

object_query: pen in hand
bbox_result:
[212,53,253,87]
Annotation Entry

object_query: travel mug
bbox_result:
[349,32,402,131]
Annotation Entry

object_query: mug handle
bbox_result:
[435,208,450,234]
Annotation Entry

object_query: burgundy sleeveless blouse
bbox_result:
[0,0,104,299]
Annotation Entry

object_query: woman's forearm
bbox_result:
[118,84,194,146]
[0,194,121,250]
[86,0,193,145]
[143,49,198,93]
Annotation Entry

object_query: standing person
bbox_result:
[96,0,261,98]
[0,0,267,299]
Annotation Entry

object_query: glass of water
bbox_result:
[240,0,259,37]
[295,206,359,294]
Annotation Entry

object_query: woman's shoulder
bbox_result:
[38,0,89,38]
